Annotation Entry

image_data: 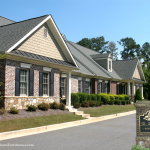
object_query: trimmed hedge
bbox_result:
[71,93,130,108]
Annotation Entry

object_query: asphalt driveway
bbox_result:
[0,114,136,150]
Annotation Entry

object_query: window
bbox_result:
[60,78,67,97]
[97,81,102,93]
[78,80,82,92]
[20,70,28,95]
[109,61,111,70]
[85,81,90,93]
[44,28,48,37]
[42,73,49,96]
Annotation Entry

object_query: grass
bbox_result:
[132,145,150,150]
[80,105,135,117]
[0,114,83,133]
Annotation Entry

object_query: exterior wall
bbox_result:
[4,59,61,110]
[133,66,141,79]
[0,60,5,96]
[111,81,117,95]
[17,24,65,61]
[54,72,60,97]
[71,76,78,93]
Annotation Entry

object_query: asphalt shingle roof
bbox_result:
[0,16,15,26]
[0,15,48,52]
[67,41,123,79]
[113,59,138,80]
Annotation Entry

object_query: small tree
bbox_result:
[135,89,142,102]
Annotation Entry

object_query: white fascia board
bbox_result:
[7,16,51,53]
[20,63,31,68]
[49,16,78,68]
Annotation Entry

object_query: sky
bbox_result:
[1,0,150,51]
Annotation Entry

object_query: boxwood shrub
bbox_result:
[71,93,129,108]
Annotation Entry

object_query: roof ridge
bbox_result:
[0,15,49,28]
[69,41,100,54]
[0,16,15,22]
[68,41,111,78]
[113,58,138,62]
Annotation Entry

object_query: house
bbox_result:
[0,15,145,110]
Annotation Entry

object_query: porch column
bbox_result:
[127,82,131,96]
[66,71,71,107]
[140,84,144,99]
[132,82,136,96]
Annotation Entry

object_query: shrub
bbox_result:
[121,100,126,105]
[90,94,97,101]
[49,102,59,109]
[59,103,66,110]
[132,145,150,150]
[38,103,49,111]
[100,93,110,104]
[89,101,97,107]
[0,108,5,115]
[135,89,142,102]
[26,105,37,112]
[9,107,19,114]
[0,96,4,108]
[96,101,102,106]
[81,101,89,107]
[71,93,80,105]
[73,103,80,108]
[114,99,121,105]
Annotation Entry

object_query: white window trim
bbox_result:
[43,67,52,72]
[20,69,29,96]
[20,63,31,69]
[42,72,50,96]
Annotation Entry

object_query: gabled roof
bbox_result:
[67,41,121,79]
[112,59,141,80]
[0,16,15,26]
[0,15,48,52]
[0,15,78,68]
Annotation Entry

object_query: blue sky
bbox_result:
[1,0,150,49]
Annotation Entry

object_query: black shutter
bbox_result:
[39,72,43,96]
[50,69,54,96]
[29,69,34,96]
[15,68,20,96]
[82,77,85,93]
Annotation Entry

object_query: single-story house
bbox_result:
[0,15,145,110]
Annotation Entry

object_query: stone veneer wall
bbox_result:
[71,76,78,93]
[4,59,60,110]
[111,81,117,95]
[135,101,150,148]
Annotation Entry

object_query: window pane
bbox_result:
[42,73,49,95]
[20,70,28,95]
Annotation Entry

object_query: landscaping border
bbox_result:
[0,110,135,141]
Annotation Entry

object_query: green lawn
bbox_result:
[80,105,135,117]
[0,114,83,133]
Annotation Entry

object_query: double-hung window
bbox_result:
[78,80,82,93]
[42,73,49,96]
[20,70,28,96]
[60,77,66,97]
[97,81,102,93]
[84,80,90,93]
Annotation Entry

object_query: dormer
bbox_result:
[91,53,112,72]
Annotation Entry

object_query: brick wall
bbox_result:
[4,59,61,109]
[111,81,117,95]
[71,76,78,93]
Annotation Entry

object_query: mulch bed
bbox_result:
[0,109,72,121]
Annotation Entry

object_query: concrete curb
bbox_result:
[0,110,135,141]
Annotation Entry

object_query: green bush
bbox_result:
[9,107,19,114]
[0,108,5,115]
[89,101,97,107]
[71,93,80,105]
[81,101,89,107]
[38,103,49,111]
[73,103,80,108]
[132,145,150,150]
[26,105,37,112]
[135,89,142,101]
[49,102,59,109]
[121,100,126,105]
[96,101,102,106]
[114,99,121,105]
[59,103,66,110]
[0,96,4,108]
[100,93,110,104]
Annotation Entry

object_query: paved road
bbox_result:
[0,114,136,150]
